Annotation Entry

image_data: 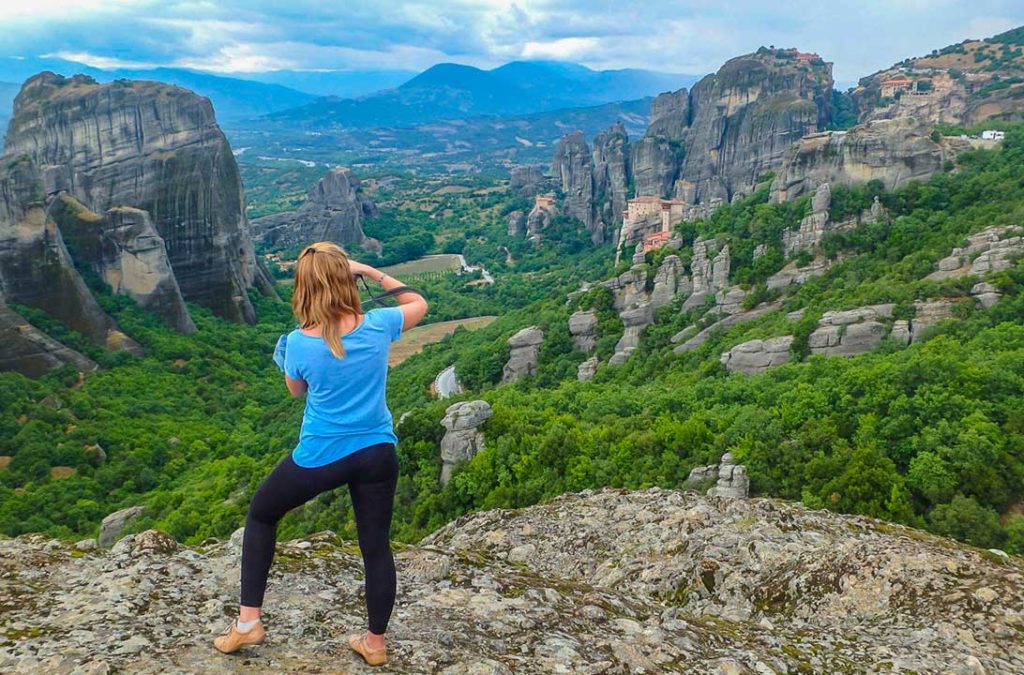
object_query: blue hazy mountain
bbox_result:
[263,60,698,129]
[234,69,417,98]
[0,57,318,122]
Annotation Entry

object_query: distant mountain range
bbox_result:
[0,57,696,132]
[260,61,699,129]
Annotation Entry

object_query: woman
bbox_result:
[214,241,428,666]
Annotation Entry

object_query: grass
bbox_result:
[389,316,497,366]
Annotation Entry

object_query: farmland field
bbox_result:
[389,315,497,366]
[381,254,464,277]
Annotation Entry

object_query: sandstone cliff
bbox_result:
[2,488,1021,673]
[251,167,378,250]
[4,72,262,324]
[0,156,142,374]
[551,131,600,242]
[771,118,973,202]
[591,122,631,232]
[629,49,833,208]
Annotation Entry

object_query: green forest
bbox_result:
[1,125,1023,557]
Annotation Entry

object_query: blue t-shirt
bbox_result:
[284,307,405,468]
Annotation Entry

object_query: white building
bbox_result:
[981,130,1005,141]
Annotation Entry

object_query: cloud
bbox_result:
[3,0,1023,83]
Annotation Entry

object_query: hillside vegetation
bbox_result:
[1,125,1023,555]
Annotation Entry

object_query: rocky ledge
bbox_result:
[2,488,1023,674]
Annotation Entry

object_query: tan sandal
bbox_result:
[348,633,388,666]
[213,620,266,654]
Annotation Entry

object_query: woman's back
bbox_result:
[284,306,405,468]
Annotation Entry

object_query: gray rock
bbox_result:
[911,300,957,342]
[98,506,145,547]
[509,165,544,196]
[506,210,526,237]
[6,72,264,324]
[771,118,970,203]
[972,281,1002,308]
[4,487,1024,673]
[440,400,494,485]
[252,167,377,250]
[891,320,912,345]
[552,132,600,243]
[502,327,544,383]
[720,336,794,375]
[568,310,599,354]
[577,356,599,382]
[707,454,750,499]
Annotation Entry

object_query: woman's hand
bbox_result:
[348,260,374,279]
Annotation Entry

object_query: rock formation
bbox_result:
[770,118,972,203]
[509,165,544,196]
[525,196,556,240]
[5,72,264,324]
[439,400,493,485]
[567,309,598,354]
[808,304,893,357]
[707,453,750,499]
[645,88,690,139]
[98,506,145,547]
[6,487,1022,673]
[506,209,526,237]
[677,51,832,205]
[928,225,1024,281]
[51,196,195,333]
[609,303,653,365]
[911,299,957,342]
[629,136,680,199]
[0,157,143,371]
[502,326,544,383]
[683,238,730,310]
[251,167,378,250]
[720,336,794,375]
[591,122,631,230]
[577,355,599,382]
[0,303,97,377]
[686,453,751,499]
[551,131,599,243]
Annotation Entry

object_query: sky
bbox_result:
[0,1,1021,85]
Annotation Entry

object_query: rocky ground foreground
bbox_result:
[2,488,1024,674]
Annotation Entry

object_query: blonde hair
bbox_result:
[292,241,363,358]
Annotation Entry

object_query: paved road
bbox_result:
[433,365,461,398]
[455,254,494,284]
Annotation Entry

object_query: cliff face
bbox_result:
[770,118,974,202]
[4,72,260,324]
[2,488,1021,673]
[591,122,631,229]
[0,157,142,365]
[551,131,600,242]
[251,167,377,249]
[677,52,833,204]
[626,50,832,208]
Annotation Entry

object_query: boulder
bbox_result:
[568,310,599,354]
[720,336,794,375]
[972,282,1002,308]
[577,356,599,382]
[439,400,494,485]
[706,453,750,499]
[506,210,526,237]
[610,303,653,365]
[502,326,544,383]
[911,300,957,342]
[98,506,145,547]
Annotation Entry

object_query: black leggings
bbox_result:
[240,442,399,634]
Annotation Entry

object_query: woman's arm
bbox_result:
[285,374,307,397]
[350,261,429,332]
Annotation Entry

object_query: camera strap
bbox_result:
[357,274,424,306]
